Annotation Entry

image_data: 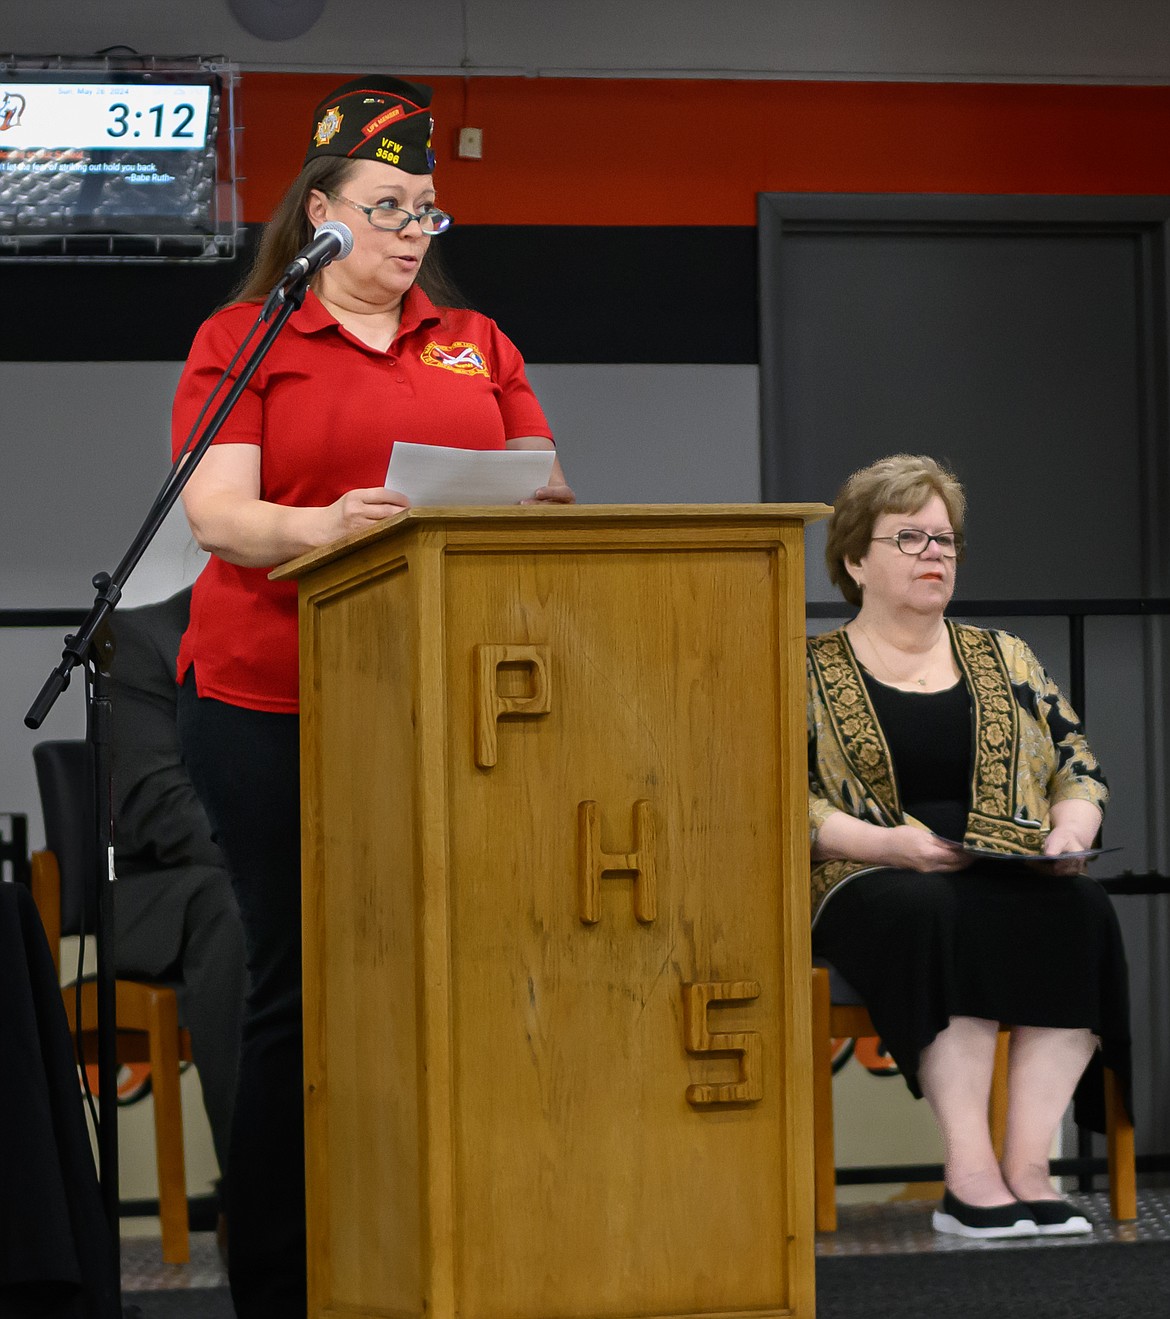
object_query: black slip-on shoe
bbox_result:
[931,1190,1039,1239]
[1021,1198,1093,1236]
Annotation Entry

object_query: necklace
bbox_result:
[855,621,939,689]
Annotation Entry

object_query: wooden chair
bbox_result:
[811,962,1137,1232]
[31,740,194,1265]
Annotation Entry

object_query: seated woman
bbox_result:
[807,453,1130,1240]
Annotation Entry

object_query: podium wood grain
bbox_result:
[275,504,829,1319]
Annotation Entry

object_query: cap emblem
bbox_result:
[313,106,344,148]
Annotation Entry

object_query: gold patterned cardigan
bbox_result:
[806,622,1108,923]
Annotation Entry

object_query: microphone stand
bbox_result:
[24,269,313,1300]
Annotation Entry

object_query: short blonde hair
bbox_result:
[826,454,966,607]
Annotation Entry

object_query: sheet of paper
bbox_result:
[961,844,1121,863]
[385,442,555,507]
[927,831,1121,862]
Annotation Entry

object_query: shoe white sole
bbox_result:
[932,1210,1039,1239]
[1034,1215,1093,1236]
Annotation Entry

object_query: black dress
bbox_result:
[810,671,1131,1132]
[0,883,121,1319]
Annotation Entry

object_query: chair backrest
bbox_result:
[32,739,97,938]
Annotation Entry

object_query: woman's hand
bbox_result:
[1029,799,1104,876]
[813,812,971,872]
[181,444,411,566]
[879,825,973,873]
[326,486,411,539]
[524,482,577,505]
[506,436,575,504]
[1030,826,1097,877]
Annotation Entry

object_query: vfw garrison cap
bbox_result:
[304,75,435,173]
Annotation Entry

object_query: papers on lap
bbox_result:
[927,831,1121,862]
[961,844,1121,863]
[386,442,555,507]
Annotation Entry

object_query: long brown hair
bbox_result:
[231,156,466,308]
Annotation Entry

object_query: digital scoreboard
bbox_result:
[0,57,238,261]
[1,82,213,150]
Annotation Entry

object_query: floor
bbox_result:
[122,1227,226,1293]
[818,1187,1170,1256]
[118,1188,1170,1293]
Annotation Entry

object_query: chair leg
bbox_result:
[144,989,190,1264]
[811,967,838,1232]
[988,1029,1010,1159]
[1105,1066,1137,1221]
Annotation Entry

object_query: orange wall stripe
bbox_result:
[237,75,1170,226]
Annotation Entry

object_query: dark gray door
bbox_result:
[758,193,1169,602]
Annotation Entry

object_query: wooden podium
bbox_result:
[274,504,829,1319]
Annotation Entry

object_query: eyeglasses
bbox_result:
[870,529,965,557]
[325,192,453,235]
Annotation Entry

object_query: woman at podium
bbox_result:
[169,75,571,1319]
[806,453,1129,1241]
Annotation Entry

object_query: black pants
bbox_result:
[177,675,305,1319]
[113,865,246,1193]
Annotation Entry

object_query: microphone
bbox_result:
[282,221,354,282]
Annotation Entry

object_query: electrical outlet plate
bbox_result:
[457,127,483,160]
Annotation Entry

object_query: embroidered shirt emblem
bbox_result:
[313,106,344,148]
[421,341,489,377]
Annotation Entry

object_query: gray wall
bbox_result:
[4,2,1170,79]
[0,361,761,847]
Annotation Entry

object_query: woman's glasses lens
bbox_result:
[894,530,962,556]
[370,205,451,234]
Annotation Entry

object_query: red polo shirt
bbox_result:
[172,285,552,713]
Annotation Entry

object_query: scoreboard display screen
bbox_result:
[0,58,237,260]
